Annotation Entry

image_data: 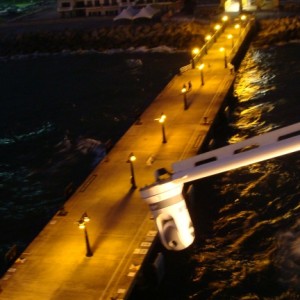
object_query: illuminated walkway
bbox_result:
[0,16,255,300]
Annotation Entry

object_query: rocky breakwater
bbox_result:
[256,16,300,46]
[0,20,209,57]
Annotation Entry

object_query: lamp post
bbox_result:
[204,35,212,53]
[214,24,221,31]
[221,15,229,32]
[219,47,228,68]
[127,152,137,189]
[222,15,229,22]
[78,212,93,257]
[198,63,205,86]
[191,47,199,69]
[235,23,241,36]
[213,24,221,41]
[156,113,167,144]
[227,34,234,48]
[240,14,247,27]
[181,87,188,110]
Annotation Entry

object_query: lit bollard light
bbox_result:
[198,63,205,86]
[234,23,241,36]
[227,34,234,48]
[219,47,228,69]
[127,152,137,189]
[155,113,167,144]
[221,15,229,32]
[204,35,212,53]
[191,47,200,69]
[181,87,188,110]
[78,212,93,257]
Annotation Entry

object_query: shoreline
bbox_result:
[0,11,299,57]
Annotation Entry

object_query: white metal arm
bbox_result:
[140,123,300,251]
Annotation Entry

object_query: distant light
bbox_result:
[222,15,229,22]
[224,0,240,12]
[181,87,187,94]
[78,220,85,229]
[214,24,221,30]
[129,153,136,162]
[159,114,167,123]
[205,35,212,41]
[241,14,247,21]
[192,48,200,56]
[227,34,233,39]
[198,63,204,70]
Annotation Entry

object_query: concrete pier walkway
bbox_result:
[0,16,255,300]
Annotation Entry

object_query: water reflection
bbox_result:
[190,44,300,299]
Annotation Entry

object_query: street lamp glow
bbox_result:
[127,153,137,189]
[156,113,167,143]
[240,15,247,21]
[181,87,188,110]
[198,63,205,86]
[192,47,200,56]
[129,153,136,162]
[234,23,241,36]
[82,212,90,223]
[214,24,221,30]
[227,34,234,48]
[191,47,200,69]
[158,113,166,124]
[219,47,228,68]
[77,212,93,257]
[78,220,85,229]
[222,15,229,22]
[205,35,212,41]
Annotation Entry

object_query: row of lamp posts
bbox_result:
[76,14,249,258]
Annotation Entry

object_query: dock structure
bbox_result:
[0,16,255,300]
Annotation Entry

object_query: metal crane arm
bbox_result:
[140,123,300,251]
[172,122,300,184]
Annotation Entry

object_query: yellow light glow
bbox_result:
[205,35,212,41]
[181,87,187,94]
[225,0,240,12]
[78,221,85,229]
[192,48,200,56]
[159,114,166,124]
[241,15,247,21]
[234,24,240,29]
[198,63,204,70]
[214,24,221,30]
[222,15,229,22]
[227,34,233,40]
[219,47,225,52]
[129,153,136,162]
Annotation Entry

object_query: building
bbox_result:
[57,0,183,17]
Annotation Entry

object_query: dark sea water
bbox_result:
[1,39,300,300]
[0,50,189,274]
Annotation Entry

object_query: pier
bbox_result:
[0,15,256,300]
